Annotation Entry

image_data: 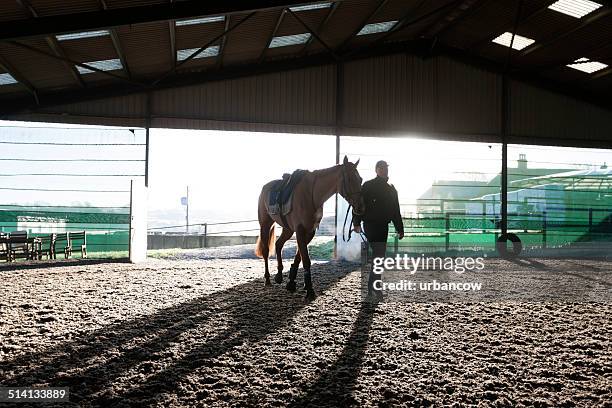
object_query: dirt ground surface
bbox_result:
[0,255,610,407]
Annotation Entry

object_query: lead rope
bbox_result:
[342,203,352,242]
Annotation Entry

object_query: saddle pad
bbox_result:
[267,169,308,216]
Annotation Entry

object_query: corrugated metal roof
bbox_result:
[0,0,610,136]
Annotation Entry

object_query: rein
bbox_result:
[342,204,366,242]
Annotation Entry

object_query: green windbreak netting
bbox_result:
[0,122,146,258]
[341,138,612,257]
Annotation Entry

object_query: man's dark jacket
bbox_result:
[353,176,404,235]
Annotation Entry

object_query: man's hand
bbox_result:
[398,232,404,240]
[353,225,362,234]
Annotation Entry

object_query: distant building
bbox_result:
[416,154,576,214]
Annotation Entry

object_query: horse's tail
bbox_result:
[255,224,276,258]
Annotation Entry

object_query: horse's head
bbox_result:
[340,155,365,215]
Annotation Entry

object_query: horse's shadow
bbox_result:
[2,261,355,405]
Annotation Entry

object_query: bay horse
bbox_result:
[255,156,365,301]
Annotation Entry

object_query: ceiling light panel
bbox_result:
[491,32,535,50]
[56,30,110,41]
[177,46,220,61]
[76,59,123,74]
[176,16,225,26]
[548,0,603,18]
[289,2,332,12]
[269,33,311,48]
[567,57,608,73]
[0,73,17,85]
[357,21,398,36]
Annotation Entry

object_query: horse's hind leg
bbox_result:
[259,222,273,286]
[274,228,293,284]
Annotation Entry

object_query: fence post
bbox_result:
[445,212,450,252]
[394,234,398,256]
[542,211,547,250]
[481,202,486,233]
[588,208,593,233]
[203,223,208,248]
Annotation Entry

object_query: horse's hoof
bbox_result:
[265,279,272,287]
[286,281,297,293]
[274,272,283,284]
[304,290,316,302]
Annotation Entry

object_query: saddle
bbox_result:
[268,169,308,219]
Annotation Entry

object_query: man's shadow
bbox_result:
[2,261,355,406]
[288,300,378,407]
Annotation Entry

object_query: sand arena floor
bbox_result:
[0,250,610,407]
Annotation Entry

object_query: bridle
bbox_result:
[340,165,362,215]
[340,165,364,242]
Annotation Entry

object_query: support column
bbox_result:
[145,92,152,188]
[501,77,508,236]
[334,62,344,258]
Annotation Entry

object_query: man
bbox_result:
[353,160,404,298]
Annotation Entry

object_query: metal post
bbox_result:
[481,201,486,233]
[588,208,593,233]
[333,61,344,259]
[186,185,189,233]
[145,92,151,188]
[128,180,133,259]
[542,210,547,249]
[501,77,508,237]
[445,212,450,252]
[394,234,399,256]
[204,223,208,248]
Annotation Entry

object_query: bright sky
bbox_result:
[1,120,610,227]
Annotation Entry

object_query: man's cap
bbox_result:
[375,160,389,169]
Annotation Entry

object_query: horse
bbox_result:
[255,156,365,301]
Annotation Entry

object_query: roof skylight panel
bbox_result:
[0,73,18,85]
[56,30,110,41]
[177,46,220,61]
[269,33,311,48]
[491,32,535,50]
[567,57,608,73]
[176,16,225,26]
[548,0,603,18]
[357,21,398,36]
[76,59,123,74]
[289,2,332,12]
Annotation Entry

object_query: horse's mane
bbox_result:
[311,163,341,176]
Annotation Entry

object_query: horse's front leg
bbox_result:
[274,228,293,284]
[286,249,301,293]
[296,226,316,301]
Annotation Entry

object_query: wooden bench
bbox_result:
[55,232,69,259]
[37,233,57,260]
[66,231,87,259]
[7,231,40,262]
[0,232,8,262]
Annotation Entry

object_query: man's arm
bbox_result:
[390,185,404,238]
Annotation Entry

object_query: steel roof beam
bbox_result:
[2,39,611,117]
[520,7,612,57]
[216,15,231,69]
[99,0,131,79]
[335,0,389,54]
[259,8,287,64]
[0,53,39,104]
[300,1,339,55]
[0,0,338,42]
[15,0,85,87]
